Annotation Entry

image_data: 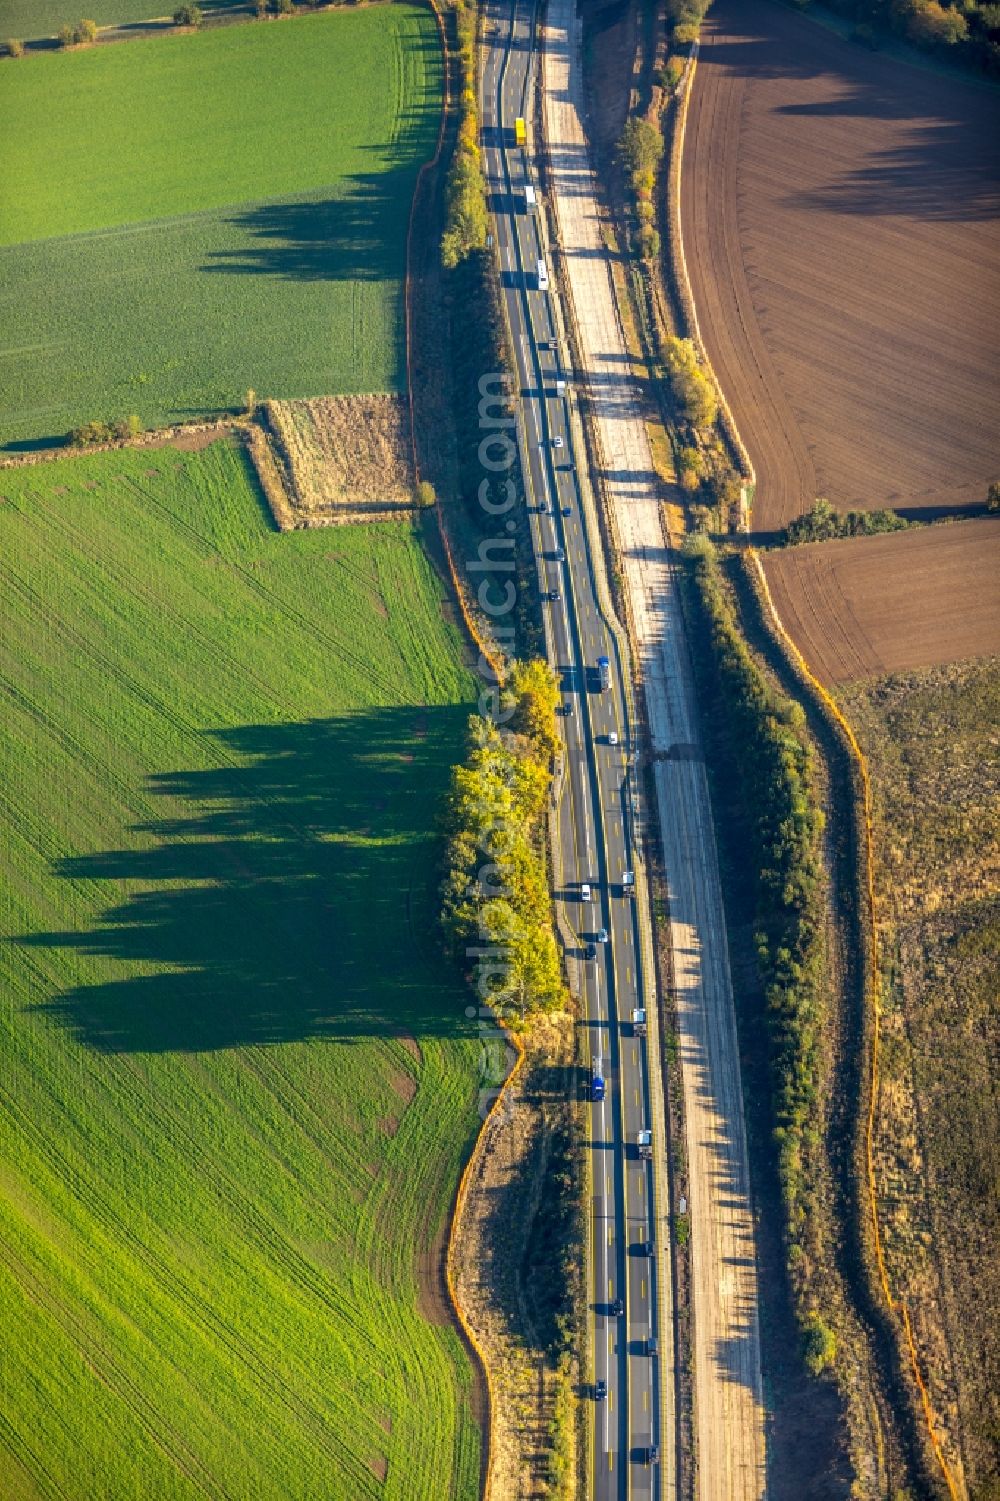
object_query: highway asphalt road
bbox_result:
[541,5,768,1497]
[481,2,667,1495]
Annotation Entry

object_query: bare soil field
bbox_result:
[761,519,1000,684]
[681,0,1000,532]
[265,395,415,524]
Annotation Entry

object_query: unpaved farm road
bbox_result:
[543,4,768,1498]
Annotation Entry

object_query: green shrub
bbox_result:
[414,479,436,509]
[783,497,910,546]
[987,480,1000,513]
[636,223,660,261]
[664,56,684,87]
[173,2,202,24]
[74,17,97,41]
[803,1312,837,1375]
[906,0,968,46]
[618,116,664,178]
[57,22,74,45]
[6,36,25,55]
[664,336,718,428]
[70,418,115,446]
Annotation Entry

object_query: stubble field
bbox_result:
[839,661,1000,1494]
[0,441,480,1499]
[0,8,442,446]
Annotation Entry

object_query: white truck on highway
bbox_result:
[536,257,549,291]
[637,1128,652,1161]
[631,1008,647,1037]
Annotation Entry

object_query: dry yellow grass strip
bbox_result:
[265,395,415,525]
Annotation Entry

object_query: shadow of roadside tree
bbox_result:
[24,707,471,1054]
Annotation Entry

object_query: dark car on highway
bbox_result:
[594,1379,607,1402]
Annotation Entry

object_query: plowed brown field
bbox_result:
[763,518,1000,684]
[681,0,1000,679]
[681,0,1000,530]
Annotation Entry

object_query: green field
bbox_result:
[0,440,481,1499]
[0,8,442,445]
[0,0,236,39]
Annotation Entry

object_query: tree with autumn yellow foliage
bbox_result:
[441,661,566,1020]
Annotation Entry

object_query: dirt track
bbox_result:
[761,518,1000,685]
[681,0,1000,532]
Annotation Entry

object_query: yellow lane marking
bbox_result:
[634,1089,639,1108]
[608,1278,613,1298]
[641,1279,646,1298]
[644,1388,649,1412]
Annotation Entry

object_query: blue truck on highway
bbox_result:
[596,655,610,691]
[591,1057,606,1102]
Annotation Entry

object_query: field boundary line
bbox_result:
[748,546,961,1501]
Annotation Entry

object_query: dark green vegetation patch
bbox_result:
[0,8,443,446]
[0,441,480,1499]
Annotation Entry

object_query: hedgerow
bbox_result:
[441,660,566,1020]
[683,535,829,1345]
[441,0,487,268]
[783,497,911,546]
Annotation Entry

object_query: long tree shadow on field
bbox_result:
[697,1,1000,222]
[202,159,430,284]
[25,707,473,1054]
